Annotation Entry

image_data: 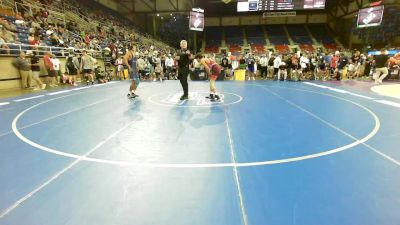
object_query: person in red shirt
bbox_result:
[331,51,340,79]
[43,52,57,87]
[84,34,90,46]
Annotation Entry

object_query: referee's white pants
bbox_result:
[373,67,389,81]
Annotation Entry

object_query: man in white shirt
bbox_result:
[273,54,282,80]
[259,54,269,80]
[51,55,62,84]
[165,54,174,79]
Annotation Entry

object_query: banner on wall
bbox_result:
[263,11,297,17]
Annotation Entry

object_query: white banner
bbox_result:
[263,11,297,17]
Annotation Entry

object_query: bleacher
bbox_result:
[224,26,244,46]
[286,25,313,44]
[265,25,289,45]
[308,24,336,44]
[245,25,266,54]
[200,23,342,54]
[205,26,223,52]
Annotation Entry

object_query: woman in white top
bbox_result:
[51,55,62,84]
[115,56,124,80]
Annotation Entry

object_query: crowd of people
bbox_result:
[202,49,400,84]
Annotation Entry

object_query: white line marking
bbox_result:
[328,88,348,94]
[72,86,92,91]
[347,92,374,100]
[0,120,136,219]
[374,100,400,108]
[46,90,71,96]
[11,87,380,168]
[0,102,10,106]
[0,98,110,139]
[303,82,376,100]
[263,87,400,167]
[0,84,122,139]
[14,95,45,102]
[224,108,248,225]
[148,91,243,108]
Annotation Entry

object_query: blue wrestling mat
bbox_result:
[0,80,399,225]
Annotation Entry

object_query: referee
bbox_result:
[176,40,192,100]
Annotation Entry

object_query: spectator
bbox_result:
[13,52,33,89]
[373,48,390,85]
[336,53,348,80]
[0,34,10,54]
[115,55,124,80]
[165,54,174,79]
[273,54,282,80]
[66,53,79,86]
[259,54,268,80]
[80,50,95,85]
[51,54,61,83]
[43,51,57,87]
[30,51,46,89]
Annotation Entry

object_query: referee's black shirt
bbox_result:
[178,49,191,68]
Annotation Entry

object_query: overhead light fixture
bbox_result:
[222,0,231,3]
[157,13,160,16]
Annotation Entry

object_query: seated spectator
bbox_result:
[0,34,10,54]
[1,26,17,43]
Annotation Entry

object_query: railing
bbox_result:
[0,43,103,58]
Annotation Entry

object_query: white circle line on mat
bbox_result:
[148,91,243,108]
[11,86,380,168]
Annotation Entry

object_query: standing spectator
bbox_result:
[51,55,62,83]
[246,54,256,80]
[259,54,268,80]
[165,54,174,80]
[115,55,124,80]
[30,51,46,90]
[364,55,374,78]
[66,53,79,86]
[80,50,95,85]
[13,52,33,89]
[373,48,390,85]
[43,52,57,87]
[268,54,275,78]
[220,55,231,79]
[336,53,348,81]
[273,54,282,80]
[331,51,340,79]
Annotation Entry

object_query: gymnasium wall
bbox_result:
[204,13,327,27]
[0,57,105,90]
